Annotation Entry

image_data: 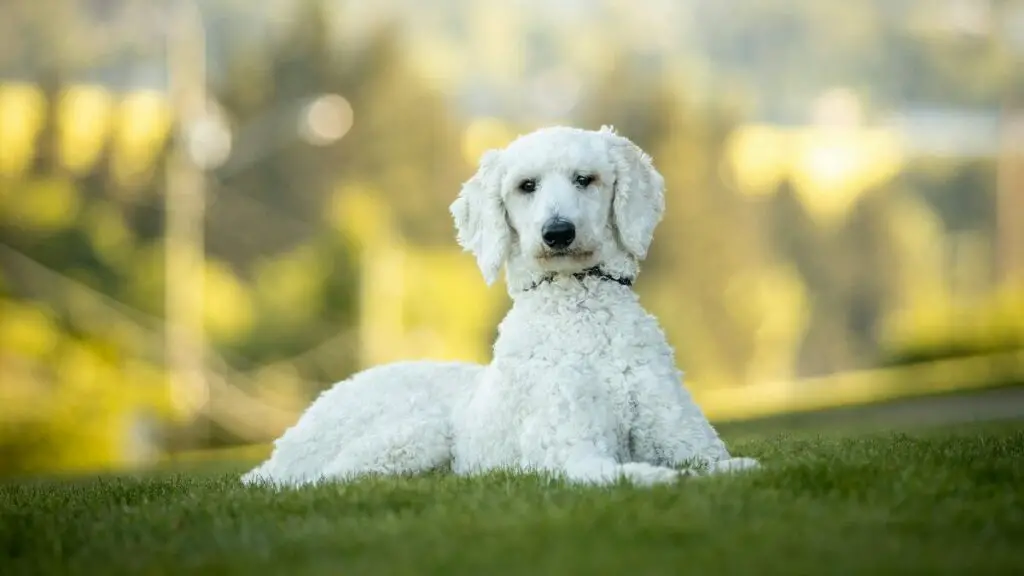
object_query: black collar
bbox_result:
[525,266,634,291]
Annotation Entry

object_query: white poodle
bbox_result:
[241,126,758,487]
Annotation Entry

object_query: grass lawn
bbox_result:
[2,422,1023,576]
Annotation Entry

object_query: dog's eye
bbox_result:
[574,174,594,188]
[518,179,537,193]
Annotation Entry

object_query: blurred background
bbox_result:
[1,0,1023,476]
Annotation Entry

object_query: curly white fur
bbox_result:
[242,126,758,488]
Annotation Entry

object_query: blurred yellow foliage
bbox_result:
[329,183,398,246]
[725,124,792,196]
[254,245,328,327]
[0,83,45,177]
[734,263,811,384]
[203,260,255,344]
[401,250,508,363]
[882,283,1024,360]
[253,364,310,415]
[57,85,114,175]
[0,296,179,474]
[791,128,904,226]
[886,193,947,304]
[55,339,110,397]
[3,177,80,231]
[0,300,61,359]
[728,125,905,227]
[461,118,517,165]
[409,38,466,92]
[333,186,506,367]
[0,82,171,191]
[469,2,525,88]
[83,201,133,267]
[110,90,173,190]
[124,241,167,313]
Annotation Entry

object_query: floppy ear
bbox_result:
[601,125,666,260]
[450,149,510,285]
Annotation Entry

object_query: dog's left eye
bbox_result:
[573,174,594,188]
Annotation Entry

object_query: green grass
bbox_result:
[3,423,1023,576]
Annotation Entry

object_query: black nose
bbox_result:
[542,219,576,249]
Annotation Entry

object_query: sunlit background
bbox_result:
[1,0,1023,476]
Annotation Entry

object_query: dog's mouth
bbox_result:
[539,249,595,261]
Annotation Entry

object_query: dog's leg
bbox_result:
[242,362,478,486]
[630,368,760,475]
[319,395,458,482]
[515,368,685,486]
[706,457,760,474]
[320,419,454,482]
[531,445,683,486]
[562,456,686,486]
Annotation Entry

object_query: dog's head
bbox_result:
[450,126,665,289]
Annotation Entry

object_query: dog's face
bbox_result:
[500,129,617,274]
[451,126,665,288]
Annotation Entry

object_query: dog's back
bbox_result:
[241,361,482,486]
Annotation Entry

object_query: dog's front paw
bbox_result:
[708,457,760,474]
[620,463,685,486]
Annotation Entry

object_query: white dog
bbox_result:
[241,126,758,487]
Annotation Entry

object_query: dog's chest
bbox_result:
[454,290,679,464]
[497,295,665,374]
[496,300,667,427]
